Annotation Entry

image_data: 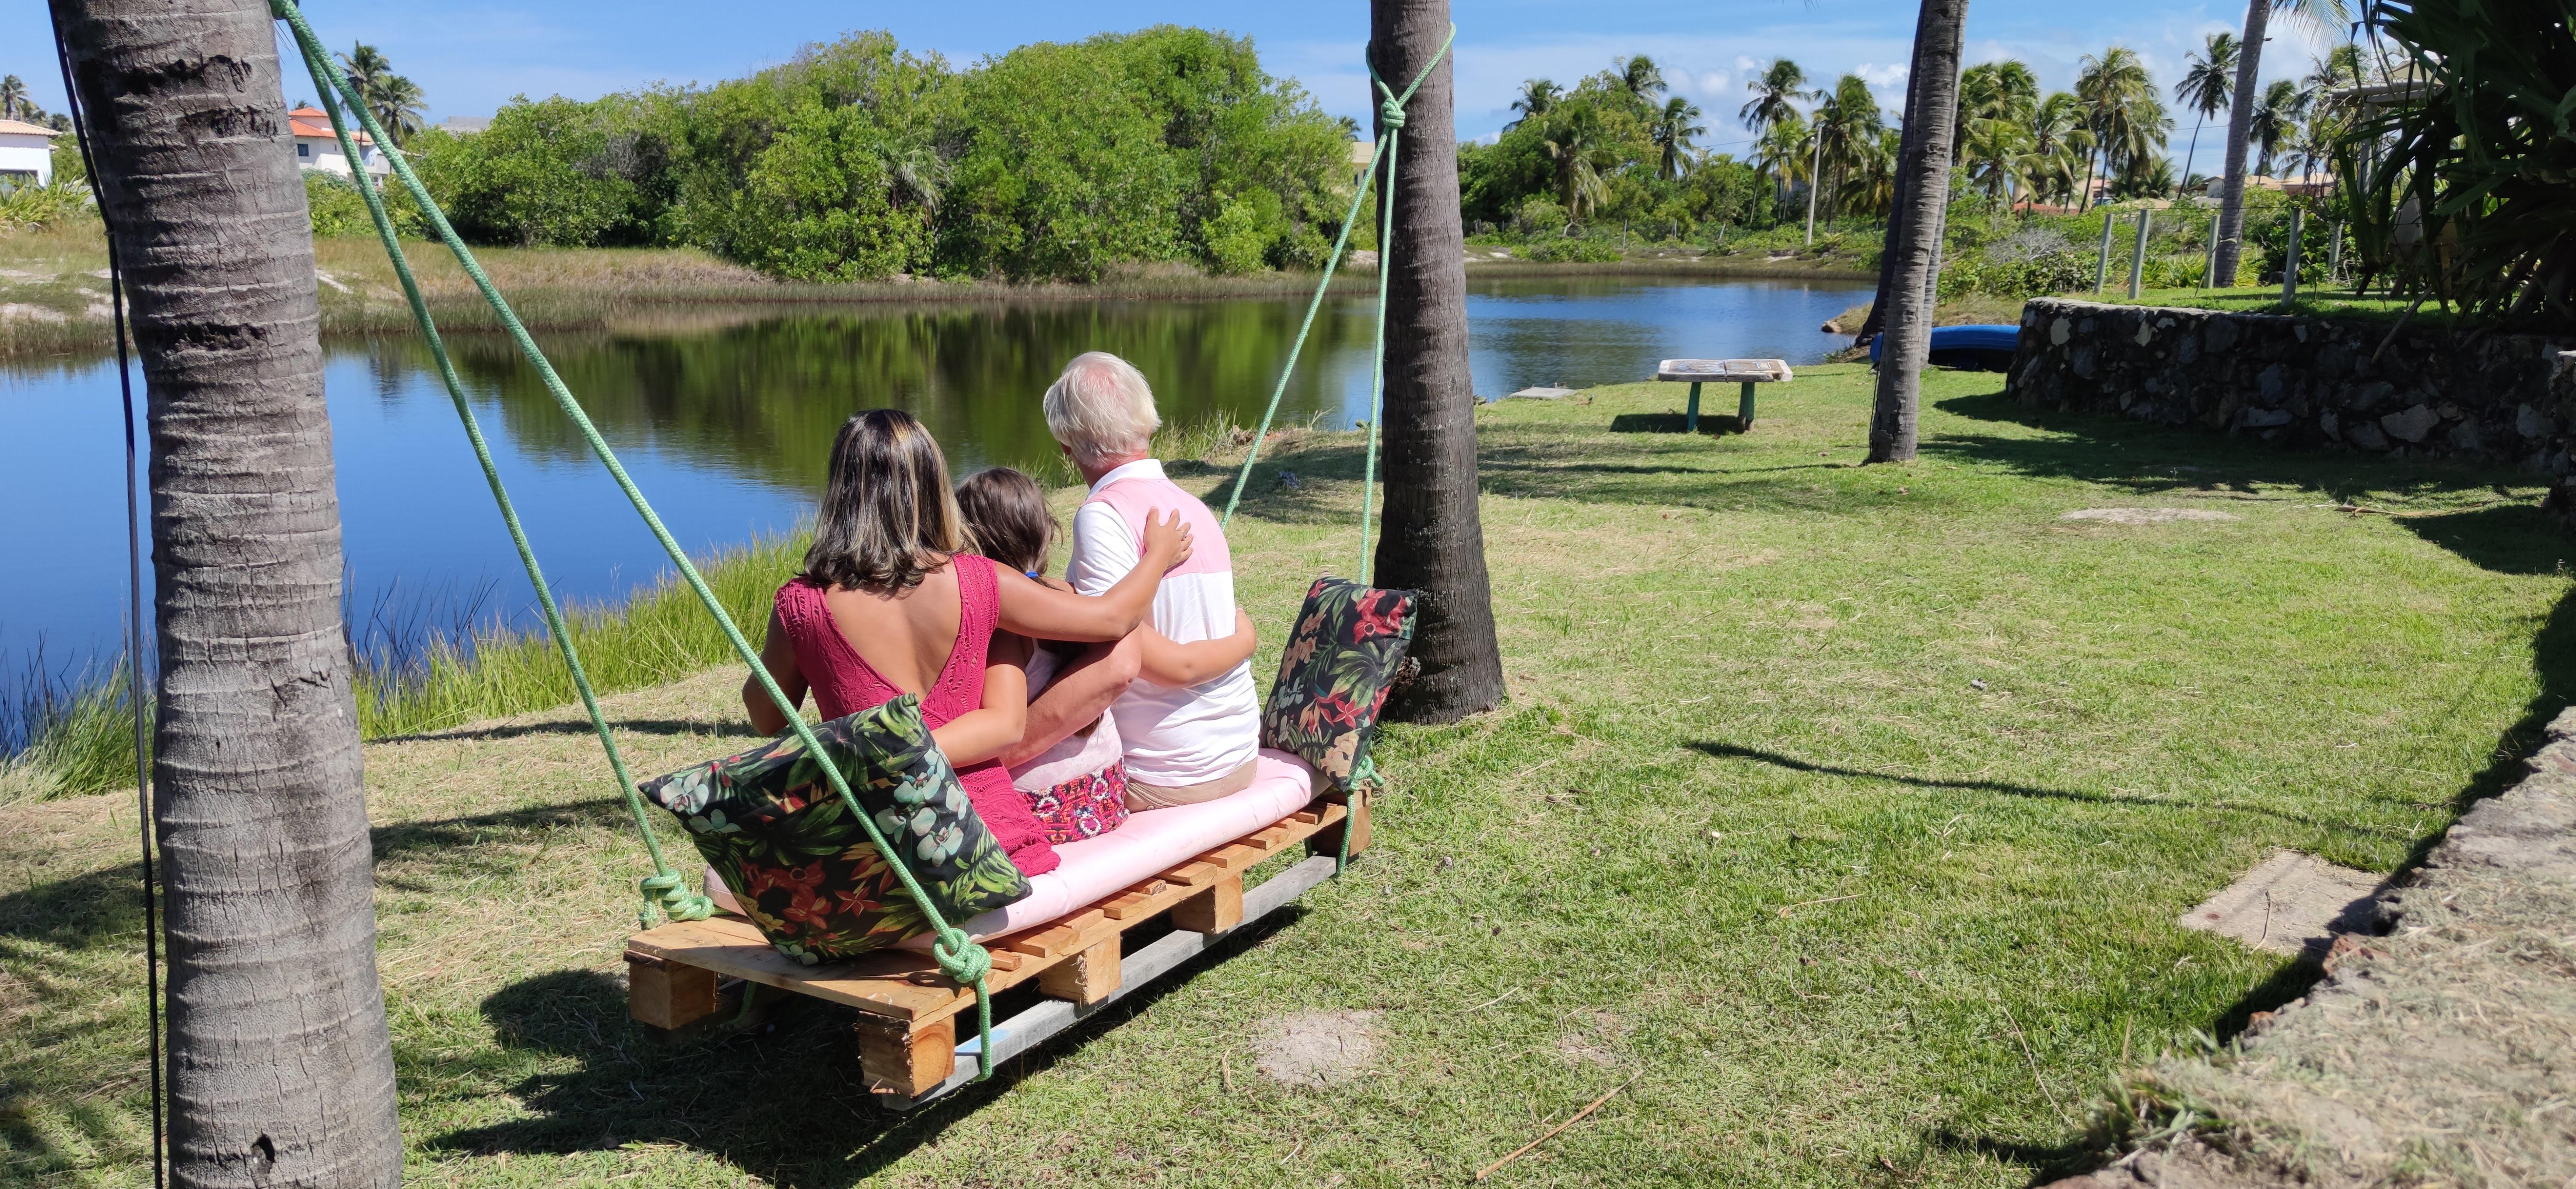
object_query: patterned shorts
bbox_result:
[1025,761,1130,845]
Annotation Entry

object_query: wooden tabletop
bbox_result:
[1656,358,1793,383]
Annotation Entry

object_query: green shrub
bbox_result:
[1526,236,1623,263]
[303,170,426,239]
[1202,189,1284,276]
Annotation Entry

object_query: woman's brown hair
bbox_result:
[802,409,963,592]
[954,466,1058,577]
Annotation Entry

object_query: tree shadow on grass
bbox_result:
[1926,390,2531,506]
[1684,742,2412,841]
[372,718,759,746]
[424,906,1314,1186]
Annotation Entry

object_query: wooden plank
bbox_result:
[1172,870,1245,933]
[878,856,1342,1110]
[627,916,966,1021]
[1309,794,1369,860]
[1036,936,1121,1006]
[624,951,719,1030]
[855,1014,954,1097]
[1162,860,1225,887]
[628,796,1356,1034]
[1656,358,1791,383]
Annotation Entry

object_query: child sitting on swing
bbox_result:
[952,465,1257,844]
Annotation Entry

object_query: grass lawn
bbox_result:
[7,363,2571,1187]
[2067,285,2445,326]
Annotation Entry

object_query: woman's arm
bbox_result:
[998,635,1142,770]
[933,632,1029,769]
[1133,607,1257,687]
[994,508,1192,642]
[742,605,808,736]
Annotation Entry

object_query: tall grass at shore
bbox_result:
[0,410,1265,804]
[0,534,808,804]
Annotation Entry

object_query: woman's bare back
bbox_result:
[819,563,962,696]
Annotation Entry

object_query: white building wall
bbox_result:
[0,135,53,188]
[294,135,388,178]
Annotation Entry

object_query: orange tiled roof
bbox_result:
[287,105,370,145]
[0,118,60,137]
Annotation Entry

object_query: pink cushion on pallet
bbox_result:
[703,749,1318,943]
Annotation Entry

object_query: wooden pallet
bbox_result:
[625,790,1370,1108]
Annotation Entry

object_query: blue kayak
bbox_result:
[1868,323,2021,371]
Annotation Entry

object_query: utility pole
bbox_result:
[1803,127,1823,246]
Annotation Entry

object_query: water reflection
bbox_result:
[0,274,1867,683]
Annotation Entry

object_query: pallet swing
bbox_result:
[274,2,1446,1108]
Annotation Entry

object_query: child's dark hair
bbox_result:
[955,466,1057,576]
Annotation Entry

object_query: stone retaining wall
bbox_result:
[2005,298,2576,469]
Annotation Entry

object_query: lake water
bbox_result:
[0,274,1867,703]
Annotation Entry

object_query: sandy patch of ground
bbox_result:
[1253,1009,1383,1089]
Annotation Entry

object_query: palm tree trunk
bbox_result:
[52,1,402,1185]
[1869,0,1967,464]
[1857,56,1931,345]
[2212,0,2271,287]
[1368,0,1504,723]
[2182,117,2204,198]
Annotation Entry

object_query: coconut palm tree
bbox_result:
[1650,96,1705,181]
[1812,74,1885,222]
[2211,0,2350,285]
[54,0,402,1183]
[1960,112,2031,200]
[1740,58,1811,136]
[1871,0,1968,465]
[2021,92,2095,208]
[366,73,427,146]
[2174,33,2236,195]
[1506,78,1560,130]
[1753,109,1813,220]
[2075,46,2154,209]
[0,75,28,122]
[1957,60,2039,148]
[1541,103,1613,220]
[336,42,388,103]
[2248,78,2306,177]
[1614,54,1666,105]
[1368,0,1504,721]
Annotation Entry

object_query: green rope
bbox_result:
[274,0,998,1079]
[1221,23,1456,584]
[288,39,708,933]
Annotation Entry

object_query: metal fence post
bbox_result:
[2128,208,2152,299]
[2096,208,2117,292]
[2281,206,2303,305]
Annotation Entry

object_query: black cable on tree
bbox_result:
[47,22,166,1189]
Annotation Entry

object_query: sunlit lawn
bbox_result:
[7,363,2569,1186]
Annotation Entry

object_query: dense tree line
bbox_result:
[400,28,1352,282]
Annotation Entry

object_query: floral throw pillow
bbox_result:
[638,694,1031,965]
[1260,577,1418,790]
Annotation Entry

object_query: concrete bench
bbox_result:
[1656,359,1792,432]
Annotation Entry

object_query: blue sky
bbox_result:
[8,0,2345,180]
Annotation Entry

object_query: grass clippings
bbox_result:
[7,364,2573,1186]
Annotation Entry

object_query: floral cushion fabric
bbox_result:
[1026,761,1130,845]
[1260,577,1418,790]
[639,694,1031,965]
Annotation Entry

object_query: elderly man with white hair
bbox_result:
[1045,351,1269,809]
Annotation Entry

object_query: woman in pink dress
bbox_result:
[742,410,1193,877]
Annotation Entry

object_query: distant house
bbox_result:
[288,106,389,178]
[0,118,61,190]
[438,116,491,135]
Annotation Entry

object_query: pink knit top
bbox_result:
[772,554,1058,877]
